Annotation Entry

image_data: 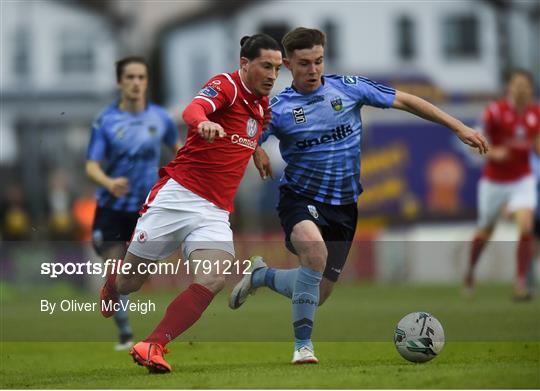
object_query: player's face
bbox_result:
[242,49,282,97]
[285,45,324,93]
[508,74,534,104]
[118,63,148,101]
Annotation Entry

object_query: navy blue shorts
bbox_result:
[277,186,358,282]
[534,216,540,239]
[92,207,139,257]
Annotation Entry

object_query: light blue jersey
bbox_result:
[530,152,540,218]
[87,103,178,212]
[261,74,395,205]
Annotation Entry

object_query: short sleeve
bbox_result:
[342,75,395,108]
[86,116,107,161]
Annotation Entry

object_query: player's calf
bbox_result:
[115,252,151,294]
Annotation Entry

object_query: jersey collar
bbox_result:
[291,75,325,95]
[236,70,260,102]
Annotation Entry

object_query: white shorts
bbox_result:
[127,178,234,260]
[477,175,537,228]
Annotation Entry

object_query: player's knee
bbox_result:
[298,244,327,272]
[517,214,534,234]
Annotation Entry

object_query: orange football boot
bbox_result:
[130,341,171,373]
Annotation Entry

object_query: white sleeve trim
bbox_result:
[194,96,217,112]
[221,73,238,107]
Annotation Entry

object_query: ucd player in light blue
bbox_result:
[229,28,489,364]
[86,56,180,350]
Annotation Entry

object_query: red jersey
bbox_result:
[482,99,540,182]
[161,71,268,212]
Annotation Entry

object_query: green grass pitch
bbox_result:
[1,283,539,388]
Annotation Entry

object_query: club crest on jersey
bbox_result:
[199,86,218,98]
[307,205,319,219]
[246,118,258,138]
[137,230,148,243]
[148,126,157,135]
[331,97,343,111]
[293,107,306,124]
[343,76,357,85]
[115,126,125,139]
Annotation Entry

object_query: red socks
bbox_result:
[145,283,215,347]
[517,233,533,282]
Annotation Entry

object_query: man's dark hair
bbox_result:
[506,68,534,86]
[282,27,326,58]
[240,34,281,60]
[115,56,149,82]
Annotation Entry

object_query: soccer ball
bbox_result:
[394,312,445,363]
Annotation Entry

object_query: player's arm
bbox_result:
[183,77,234,143]
[85,160,129,198]
[162,113,183,153]
[86,117,129,197]
[480,103,508,162]
[253,102,277,179]
[182,101,226,143]
[253,146,273,179]
[392,90,489,154]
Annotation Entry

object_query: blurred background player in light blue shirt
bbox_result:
[86,56,180,350]
[230,27,489,364]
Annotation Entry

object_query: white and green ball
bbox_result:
[394,312,445,363]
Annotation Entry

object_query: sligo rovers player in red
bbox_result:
[465,69,540,300]
[99,34,282,373]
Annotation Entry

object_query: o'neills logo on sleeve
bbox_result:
[231,134,257,150]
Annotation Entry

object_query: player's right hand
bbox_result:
[253,146,274,180]
[107,177,129,198]
[197,121,226,143]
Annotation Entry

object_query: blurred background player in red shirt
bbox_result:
[465,69,540,300]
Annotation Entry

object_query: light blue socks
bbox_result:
[252,265,322,350]
[252,266,299,298]
[292,267,322,350]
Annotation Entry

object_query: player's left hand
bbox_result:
[455,125,489,154]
